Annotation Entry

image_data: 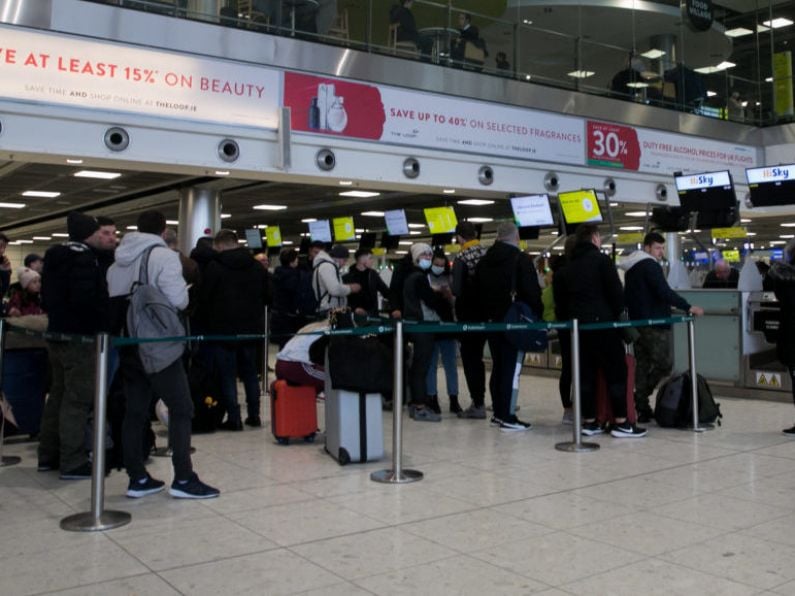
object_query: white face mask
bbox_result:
[430,265,445,275]
[418,258,432,270]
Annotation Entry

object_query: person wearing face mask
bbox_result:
[424,251,460,415]
[402,243,453,422]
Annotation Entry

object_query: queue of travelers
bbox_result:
[11,208,795,504]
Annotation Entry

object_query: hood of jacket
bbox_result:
[113,232,165,267]
[312,250,335,269]
[214,247,258,270]
[618,249,656,272]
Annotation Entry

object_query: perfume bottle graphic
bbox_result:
[308,97,320,129]
[326,97,348,132]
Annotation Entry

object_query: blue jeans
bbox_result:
[214,343,261,422]
[425,339,459,397]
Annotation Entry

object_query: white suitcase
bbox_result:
[324,385,384,465]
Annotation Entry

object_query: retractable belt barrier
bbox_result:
[0,313,701,532]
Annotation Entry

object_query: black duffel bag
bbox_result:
[327,335,393,395]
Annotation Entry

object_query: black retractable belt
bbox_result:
[359,392,367,462]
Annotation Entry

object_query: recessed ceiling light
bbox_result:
[0,202,25,209]
[52,233,69,238]
[282,240,294,245]
[770,240,787,245]
[355,228,365,233]
[409,231,421,235]
[361,211,384,217]
[65,158,84,165]
[522,18,532,25]
[766,77,774,83]
[443,189,456,194]
[781,223,795,227]
[166,220,179,225]
[694,62,736,74]
[339,191,380,198]
[126,225,138,230]
[221,213,232,219]
[32,236,51,240]
[763,17,793,29]
[17,239,33,244]
[214,170,230,176]
[338,180,354,186]
[781,234,795,239]
[619,226,644,231]
[237,239,247,244]
[609,202,619,207]
[22,190,61,198]
[626,82,649,88]
[746,232,757,236]
[73,170,122,179]
[525,74,531,81]
[398,241,413,245]
[756,23,770,32]
[253,205,288,211]
[741,218,752,223]
[625,211,648,217]
[724,27,754,38]
[408,223,425,228]
[301,218,317,223]
[467,217,493,223]
[640,49,666,59]
[395,250,408,255]
[567,70,595,79]
[457,199,494,206]
[706,90,718,97]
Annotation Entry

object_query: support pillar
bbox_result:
[178,187,221,256]
[665,231,690,290]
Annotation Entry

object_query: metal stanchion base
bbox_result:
[370,469,423,484]
[151,446,196,458]
[555,441,600,452]
[682,423,713,433]
[60,510,131,532]
[0,455,21,466]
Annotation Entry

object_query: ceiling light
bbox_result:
[626,82,649,89]
[65,158,84,164]
[221,213,231,219]
[756,23,770,33]
[0,202,25,209]
[467,217,493,223]
[763,17,793,29]
[741,218,752,223]
[395,250,408,255]
[457,199,494,206]
[339,190,380,198]
[126,225,138,230]
[166,220,179,225]
[355,228,365,233]
[361,211,384,217]
[301,218,317,223]
[706,90,717,97]
[237,239,247,244]
[253,204,288,211]
[694,62,736,74]
[781,223,795,227]
[625,211,648,217]
[724,27,754,38]
[23,190,61,198]
[214,170,230,176]
[409,231,421,235]
[567,70,595,79]
[781,235,795,239]
[73,170,122,179]
[52,233,69,238]
[766,77,774,83]
[282,240,294,245]
[300,232,309,237]
[398,241,413,246]
[525,75,531,81]
[32,236,51,240]
[443,189,456,194]
[746,232,757,236]
[640,49,666,59]
[770,240,787,245]
[522,19,532,25]
[609,202,619,207]
[619,226,644,231]
[550,231,559,236]
[17,240,33,244]
[408,223,425,228]
[338,180,353,186]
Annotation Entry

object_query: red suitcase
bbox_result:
[270,380,318,445]
[595,350,637,425]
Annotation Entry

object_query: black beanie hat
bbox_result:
[67,211,100,242]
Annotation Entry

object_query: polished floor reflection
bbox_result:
[2,374,795,595]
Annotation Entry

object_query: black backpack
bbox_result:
[654,372,722,428]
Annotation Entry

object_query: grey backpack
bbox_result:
[127,246,186,374]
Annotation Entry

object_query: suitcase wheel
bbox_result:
[304,433,316,443]
[337,447,350,466]
[276,437,289,445]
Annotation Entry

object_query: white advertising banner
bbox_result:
[0,26,281,128]
[284,72,586,166]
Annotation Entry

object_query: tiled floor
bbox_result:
[3,374,795,595]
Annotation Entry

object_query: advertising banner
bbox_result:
[284,72,585,166]
[0,26,281,128]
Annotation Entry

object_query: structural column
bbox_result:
[178,187,221,256]
[665,231,690,289]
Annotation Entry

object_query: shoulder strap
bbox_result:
[138,245,159,286]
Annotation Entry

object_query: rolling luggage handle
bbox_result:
[0,319,21,467]
[371,320,423,484]
[687,318,707,433]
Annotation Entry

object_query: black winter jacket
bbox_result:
[196,248,271,335]
[402,266,450,322]
[553,241,624,323]
[768,262,795,366]
[622,252,691,328]
[343,267,392,316]
[474,241,542,321]
[42,242,110,335]
[271,265,302,315]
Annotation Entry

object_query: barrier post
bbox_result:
[371,320,423,484]
[61,333,131,532]
[0,319,21,467]
[262,305,270,398]
[556,319,599,452]
[687,318,707,432]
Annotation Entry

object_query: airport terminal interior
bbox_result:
[3,0,795,594]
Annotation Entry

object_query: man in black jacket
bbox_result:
[620,232,703,421]
[554,224,646,438]
[38,212,110,478]
[390,0,433,58]
[196,229,271,429]
[475,222,542,431]
[343,248,396,318]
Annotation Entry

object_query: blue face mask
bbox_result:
[418,258,432,270]
[430,265,445,276]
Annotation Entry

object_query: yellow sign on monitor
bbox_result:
[723,249,740,262]
[616,232,644,244]
[444,244,461,254]
[558,190,603,224]
[423,207,458,234]
[332,216,355,242]
[371,247,385,256]
[712,226,747,239]
[265,225,282,247]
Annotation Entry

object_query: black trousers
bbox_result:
[487,333,520,421]
[120,348,194,481]
[578,329,627,420]
[459,333,487,408]
[407,333,434,406]
[558,330,572,409]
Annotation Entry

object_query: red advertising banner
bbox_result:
[586,121,640,170]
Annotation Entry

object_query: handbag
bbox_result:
[503,254,547,353]
[327,335,393,394]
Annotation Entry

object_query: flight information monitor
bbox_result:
[558,189,603,224]
[674,170,735,211]
[384,209,409,236]
[423,206,458,234]
[510,194,555,227]
[244,229,263,249]
[308,219,332,242]
[746,164,795,207]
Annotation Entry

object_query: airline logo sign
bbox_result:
[755,371,782,388]
[675,171,732,191]
[746,165,794,184]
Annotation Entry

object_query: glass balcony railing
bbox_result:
[88,0,795,127]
